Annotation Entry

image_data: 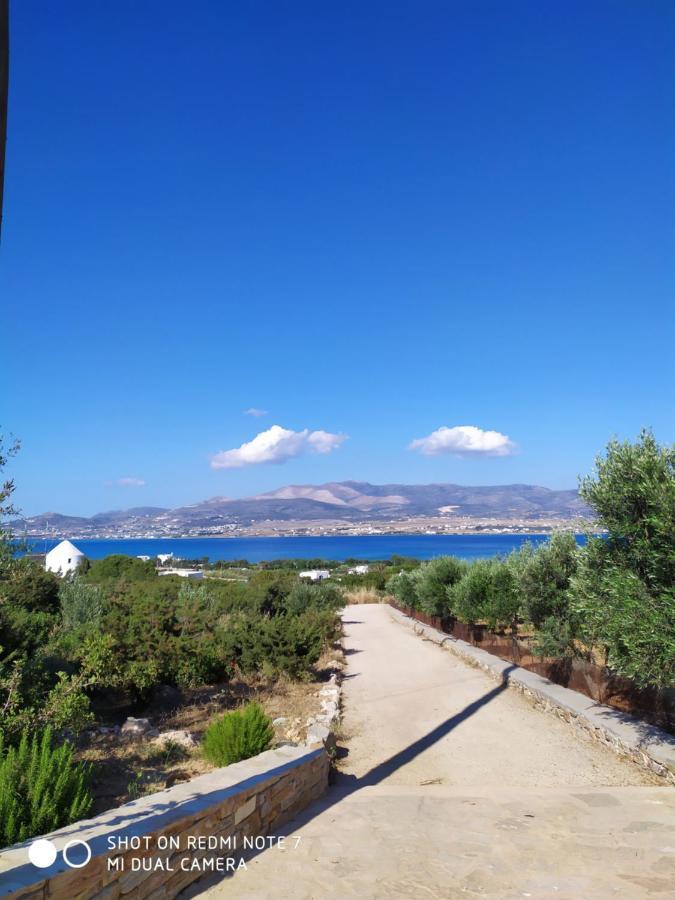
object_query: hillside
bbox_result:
[13,481,591,537]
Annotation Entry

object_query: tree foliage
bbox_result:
[518,532,578,630]
[570,431,674,687]
[59,577,107,632]
[86,554,157,581]
[414,556,466,617]
[450,557,520,633]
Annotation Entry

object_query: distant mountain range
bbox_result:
[13,481,591,536]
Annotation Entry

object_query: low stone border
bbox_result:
[0,744,329,900]
[388,605,675,783]
[306,670,341,754]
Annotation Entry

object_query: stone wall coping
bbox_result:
[0,744,323,896]
[388,605,675,778]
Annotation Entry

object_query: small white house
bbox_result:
[157,567,204,580]
[299,569,331,582]
[347,564,370,576]
[157,553,174,565]
[45,540,87,577]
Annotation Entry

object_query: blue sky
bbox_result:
[2,1,674,517]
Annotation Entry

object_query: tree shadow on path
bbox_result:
[339,665,517,791]
[184,665,517,895]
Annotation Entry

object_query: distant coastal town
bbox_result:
[17,514,591,541]
[12,480,593,540]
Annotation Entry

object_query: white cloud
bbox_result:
[409,425,515,458]
[110,477,146,487]
[306,430,346,454]
[244,407,268,417]
[210,425,347,469]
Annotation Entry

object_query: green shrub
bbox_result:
[202,702,274,767]
[450,558,520,633]
[0,728,92,847]
[415,556,466,616]
[450,558,493,625]
[234,612,326,678]
[385,571,418,607]
[532,615,576,659]
[284,582,344,616]
[87,555,156,581]
[518,533,578,629]
[59,577,107,632]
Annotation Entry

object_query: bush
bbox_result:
[532,615,576,659]
[202,702,274,767]
[247,570,297,617]
[415,556,466,616]
[59,577,107,632]
[234,611,327,678]
[0,561,60,657]
[87,555,156,581]
[1,560,61,613]
[450,558,492,625]
[385,571,418,607]
[0,728,92,846]
[517,534,578,629]
[284,582,344,616]
[450,558,520,633]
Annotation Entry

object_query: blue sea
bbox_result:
[26,533,586,563]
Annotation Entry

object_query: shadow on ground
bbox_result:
[182,665,516,895]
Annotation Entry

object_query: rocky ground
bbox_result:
[77,644,344,815]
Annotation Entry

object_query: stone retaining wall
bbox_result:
[388,605,675,784]
[0,744,329,900]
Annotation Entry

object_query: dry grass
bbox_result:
[344,588,384,604]
[77,643,344,815]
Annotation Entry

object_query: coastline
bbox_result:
[22,532,591,564]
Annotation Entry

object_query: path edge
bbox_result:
[387,604,675,784]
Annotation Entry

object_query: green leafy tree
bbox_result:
[86,555,156,581]
[385,571,419,607]
[518,533,578,636]
[570,431,675,687]
[415,556,466,617]
[451,558,520,633]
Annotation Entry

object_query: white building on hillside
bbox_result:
[157,567,204,580]
[299,569,331,582]
[347,564,370,575]
[45,540,87,576]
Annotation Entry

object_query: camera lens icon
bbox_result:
[28,837,92,869]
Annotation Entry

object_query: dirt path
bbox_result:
[190,604,673,899]
[338,603,657,788]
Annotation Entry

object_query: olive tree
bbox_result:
[450,557,520,633]
[415,556,466,617]
[570,431,675,687]
[385,571,419,608]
